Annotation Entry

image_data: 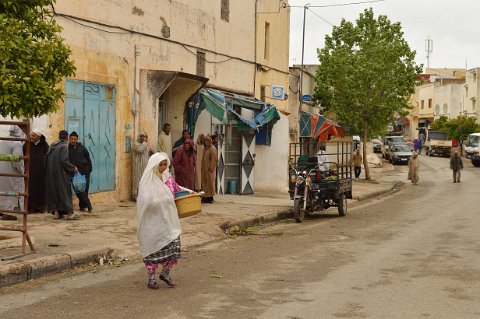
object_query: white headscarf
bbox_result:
[139,152,171,185]
[32,128,44,137]
[136,152,182,258]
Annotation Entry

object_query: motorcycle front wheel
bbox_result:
[293,198,305,223]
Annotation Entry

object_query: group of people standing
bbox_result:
[131,123,218,204]
[0,126,92,221]
[133,124,219,289]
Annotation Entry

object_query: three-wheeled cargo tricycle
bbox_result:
[288,138,353,223]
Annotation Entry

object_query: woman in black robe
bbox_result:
[24,129,49,213]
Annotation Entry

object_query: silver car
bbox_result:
[389,143,413,165]
[382,136,406,159]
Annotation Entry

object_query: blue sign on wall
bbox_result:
[271,85,285,100]
[301,94,313,102]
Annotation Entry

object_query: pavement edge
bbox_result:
[225,180,404,230]
[0,247,113,288]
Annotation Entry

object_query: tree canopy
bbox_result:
[313,8,421,179]
[430,115,480,143]
[0,0,76,118]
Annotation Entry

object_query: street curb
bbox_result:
[224,181,403,230]
[0,182,403,288]
[354,181,404,201]
[221,209,293,230]
[0,247,113,288]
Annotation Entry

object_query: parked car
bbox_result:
[382,136,406,160]
[388,143,413,165]
[372,138,382,153]
[471,154,480,167]
[465,133,480,159]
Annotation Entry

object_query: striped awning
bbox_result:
[299,112,344,141]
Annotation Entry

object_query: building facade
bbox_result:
[252,0,290,193]
[463,68,480,120]
[24,0,291,201]
[288,65,320,143]
[407,69,467,139]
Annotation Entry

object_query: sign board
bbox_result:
[301,94,313,102]
[271,85,285,100]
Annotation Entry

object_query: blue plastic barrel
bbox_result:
[227,180,238,194]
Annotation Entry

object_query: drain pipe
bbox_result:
[133,44,141,137]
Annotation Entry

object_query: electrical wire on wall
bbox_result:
[51,4,288,75]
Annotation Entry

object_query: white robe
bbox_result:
[136,153,182,258]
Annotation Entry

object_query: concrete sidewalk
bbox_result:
[0,165,400,287]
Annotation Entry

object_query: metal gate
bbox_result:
[64,80,116,192]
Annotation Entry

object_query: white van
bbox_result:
[465,133,480,159]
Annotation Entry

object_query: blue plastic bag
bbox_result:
[72,172,86,193]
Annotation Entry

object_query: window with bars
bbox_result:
[260,85,266,101]
[221,0,229,22]
[196,51,205,76]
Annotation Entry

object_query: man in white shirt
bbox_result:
[316,145,329,172]
[158,123,173,160]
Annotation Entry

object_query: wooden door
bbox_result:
[65,80,116,193]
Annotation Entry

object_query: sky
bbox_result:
[288,0,480,71]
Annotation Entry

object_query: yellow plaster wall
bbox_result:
[253,0,290,192]
[48,0,261,200]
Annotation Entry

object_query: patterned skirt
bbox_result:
[143,236,181,264]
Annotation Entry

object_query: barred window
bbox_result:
[221,0,229,22]
[196,51,206,77]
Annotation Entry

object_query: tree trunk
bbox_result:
[363,120,371,180]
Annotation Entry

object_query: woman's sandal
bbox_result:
[159,274,175,287]
[66,213,80,220]
[147,281,160,289]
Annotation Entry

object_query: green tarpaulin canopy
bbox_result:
[196,88,281,130]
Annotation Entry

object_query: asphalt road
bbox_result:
[1,155,480,319]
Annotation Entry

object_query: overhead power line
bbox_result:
[307,8,335,26]
[289,0,387,8]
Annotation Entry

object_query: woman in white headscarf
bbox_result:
[136,152,193,289]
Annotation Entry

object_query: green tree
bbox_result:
[0,0,75,118]
[432,115,480,154]
[314,9,421,180]
[429,115,449,132]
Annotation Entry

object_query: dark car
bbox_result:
[388,143,413,165]
[372,138,382,153]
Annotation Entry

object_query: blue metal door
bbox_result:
[65,80,116,192]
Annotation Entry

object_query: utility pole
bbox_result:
[425,36,433,69]
[299,3,310,103]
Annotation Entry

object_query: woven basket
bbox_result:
[175,193,202,218]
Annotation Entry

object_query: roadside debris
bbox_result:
[97,254,129,266]
[224,225,283,238]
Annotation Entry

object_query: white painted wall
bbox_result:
[434,84,463,119]
[254,113,289,193]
